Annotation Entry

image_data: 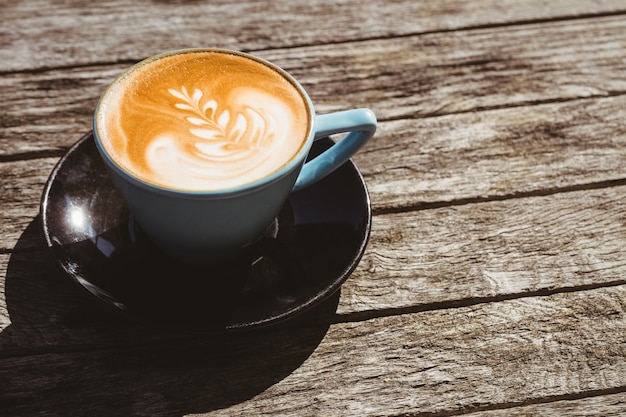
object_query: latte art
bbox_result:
[146,86,292,189]
[96,50,311,191]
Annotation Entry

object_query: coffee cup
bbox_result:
[93,48,376,263]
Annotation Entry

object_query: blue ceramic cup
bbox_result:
[93,49,376,263]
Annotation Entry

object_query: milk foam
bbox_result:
[96,50,310,191]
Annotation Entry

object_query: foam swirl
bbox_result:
[144,86,286,189]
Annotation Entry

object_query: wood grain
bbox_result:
[341,185,626,315]
[4,15,626,156]
[0,159,54,252]
[276,15,626,119]
[2,0,625,72]
[236,287,626,417]
[361,95,626,211]
[1,285,624,416]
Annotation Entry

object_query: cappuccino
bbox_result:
[96,49,311,191]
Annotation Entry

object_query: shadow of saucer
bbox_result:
[1,217,338,417]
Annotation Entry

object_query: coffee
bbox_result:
[96,50,311,191]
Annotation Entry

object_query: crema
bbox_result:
[95,50,311,191]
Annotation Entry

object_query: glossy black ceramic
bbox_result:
[40,133,371,333]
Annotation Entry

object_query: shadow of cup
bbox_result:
[1,218,339,416]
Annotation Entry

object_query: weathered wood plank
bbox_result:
[0,158,55,252]
[2,185,626,352]
[2,0,624,72]
[1,285,625,417]
[0,65,121,155]
[281,14,626,120]
[340,184,626,315]
[360,95,626,211]
[235,287,626,417]
[4,15,626,156]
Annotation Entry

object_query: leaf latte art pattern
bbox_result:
[173,87,276,161]
[146,86,282,188]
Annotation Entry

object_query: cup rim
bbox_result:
[93,47,315,197]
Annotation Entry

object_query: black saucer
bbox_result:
[40,133,371,333]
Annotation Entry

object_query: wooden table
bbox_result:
[3,1,626,415]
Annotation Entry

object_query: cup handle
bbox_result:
[293,108,377,192]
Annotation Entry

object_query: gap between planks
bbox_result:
[391,387,626,417]
[373,177,626,216]
[335,279,626,324]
